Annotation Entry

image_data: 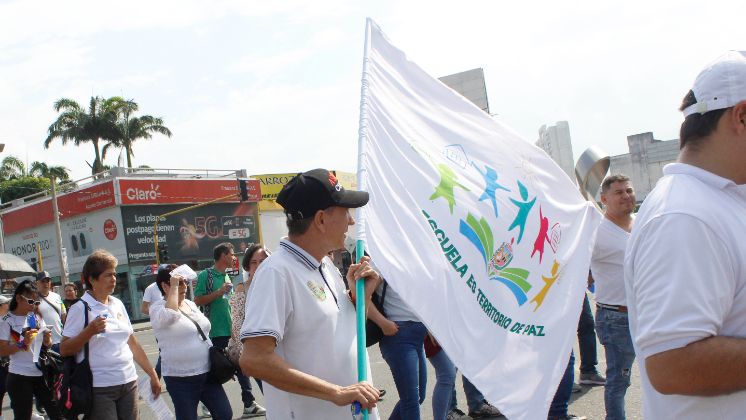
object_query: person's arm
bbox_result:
[140,300,150,315]
[59,316,106,357]
[367,304,398,336]
[192,285,230,306]
[630,215,741,396]
[192,273,232,306]
[241,335,379,410]
[645,336,746,395]
[165,277,181,311]
[128,334,161,396]
[0,340,20,357]
[345,256,381,308]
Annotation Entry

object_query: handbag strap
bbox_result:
[80,300,90,360]
[179,306,209,342]
[41,295,62,318]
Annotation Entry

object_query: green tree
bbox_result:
[0,156,70,183]
[29,161,71,183]
[0,156,26,180]
[102,99,172,168]
[45,96,121,175]
[0,176,51,203]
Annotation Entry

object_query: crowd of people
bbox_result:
[0,50,744,420]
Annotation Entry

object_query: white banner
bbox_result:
[359,19,600,419]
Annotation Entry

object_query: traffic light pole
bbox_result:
[153,192,239,264]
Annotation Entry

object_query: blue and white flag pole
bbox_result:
[352,17,373,420]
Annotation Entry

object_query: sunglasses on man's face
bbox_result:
[21,296,41,306]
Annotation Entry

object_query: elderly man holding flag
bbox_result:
[239,169,381,420]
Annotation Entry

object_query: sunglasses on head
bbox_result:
[21,296,41,306]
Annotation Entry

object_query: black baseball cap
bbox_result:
[35,271,52,281]
[277,169,369,220]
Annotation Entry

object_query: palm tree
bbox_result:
[102,99,172,168]
[28,161,71,182]
[45,96,121,175]
[0,156,26,180]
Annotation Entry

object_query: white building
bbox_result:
[535,121,575,180]
[609,132,679,201]
[439,68,490,114]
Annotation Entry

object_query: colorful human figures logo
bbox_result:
[460,213,532,306]
[426,143,563,310]
[429,163,470,214]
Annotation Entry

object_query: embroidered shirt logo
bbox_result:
[307,281,327,301]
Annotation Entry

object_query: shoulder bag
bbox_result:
[366,280,388,347]
[55,300,93,419]
[180,307,236,384]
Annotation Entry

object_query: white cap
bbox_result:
[0,296,9,305]
[682,51,746,117]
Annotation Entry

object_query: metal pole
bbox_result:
[51,178,69,285]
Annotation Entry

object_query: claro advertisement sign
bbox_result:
[121,202,260,263]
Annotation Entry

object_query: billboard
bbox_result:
[4,206,127,276]
[121,202,260,263]
[2,180,116,235]
[118,178,260,205]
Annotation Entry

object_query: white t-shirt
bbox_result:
[241,239,379,420]
[625,163,746,419]
[150,299,211,377]
[39,291,65,344]
[142,282,163,304]
[0,312,47,376]
[62,292,138,387]
[379,282,419,322]
[591,217,630,306]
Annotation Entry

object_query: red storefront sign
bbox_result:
[2,181,116,235]
[118,178,261,205]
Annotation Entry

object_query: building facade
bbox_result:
[609,132,679,201]
[0,170,262,320]
[535,121,576,181]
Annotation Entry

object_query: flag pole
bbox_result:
[353,17,373,420]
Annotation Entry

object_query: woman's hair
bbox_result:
[155,264,179,294]
[81,249,118,290]
[64,283,78,292]
[9,279,38,311]
[241,243,268,271]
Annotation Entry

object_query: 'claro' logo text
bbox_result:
[126,184,162,201]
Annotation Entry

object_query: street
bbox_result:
[127,311,643,420]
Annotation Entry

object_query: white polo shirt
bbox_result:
[241,239,379,420]
[62,292,138,387]
[142,282,163,304]
[39,291,65,344]
[591,217,630,306]
[625,163,746,419]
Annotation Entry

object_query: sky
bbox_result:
[1,0,743,182]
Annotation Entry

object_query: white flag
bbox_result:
[357,19,600,420]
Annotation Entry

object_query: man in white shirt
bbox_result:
[590,175,635,420]
[625,50,746,419]
[140,280,163,316]
[35,271,66,352]
[240,168,381,420]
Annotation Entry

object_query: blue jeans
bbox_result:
[459,376,485,412]
[595,308,635,420]
[164,373,232,420]
[577,294,599,374]
[549,352,574,418]
[380,321,428,420]
[428,349,456,420]
[211,335,258,406]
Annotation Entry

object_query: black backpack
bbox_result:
[55,300,93,419]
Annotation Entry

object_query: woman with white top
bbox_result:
[0,280,59,419]
[150,264,232,420]
[61,250,161,419]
